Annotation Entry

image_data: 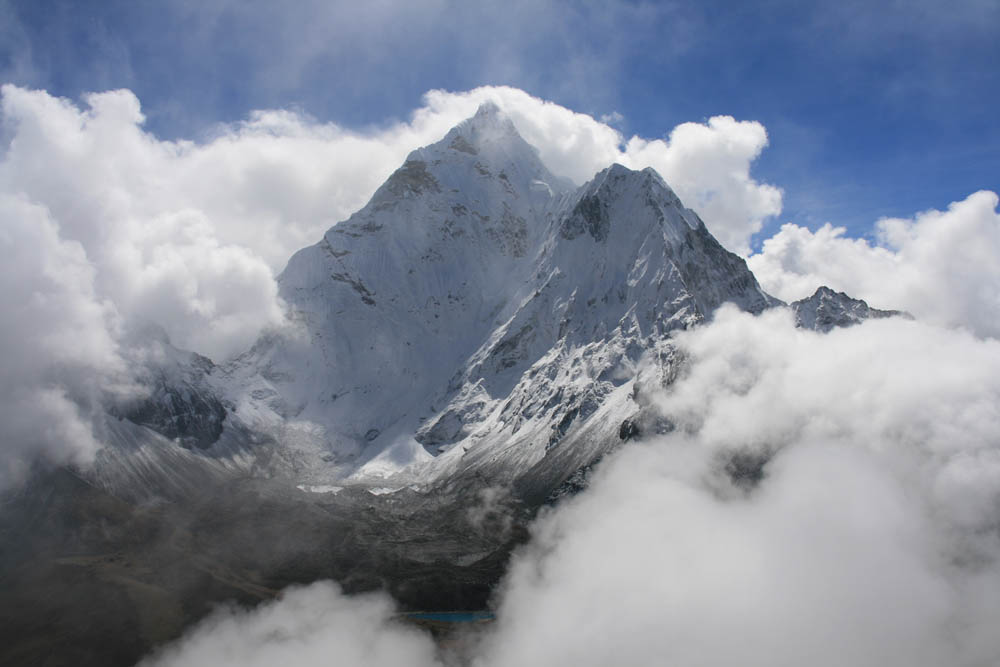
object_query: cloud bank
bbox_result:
[142,308,1000,666]
[748,190,1000,338]
[0,85,286,359]
[479,307,1000,667]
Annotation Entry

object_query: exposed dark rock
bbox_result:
[721,448,772,492]
[329,271,377,306]
[547,407,580,450]
[120,387,226,450]
[416,401,489,449]
[543,456,604,506]
[489,323,535,371]
[449,134,478,155]
[619,418,641,441]
[560,193,610,242]
[380,159,441,198]
[115,351,227,450]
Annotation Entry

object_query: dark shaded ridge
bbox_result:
[111,353,228,450]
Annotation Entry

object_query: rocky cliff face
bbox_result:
[114,335,227,451]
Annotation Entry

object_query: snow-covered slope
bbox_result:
[417,161,783,497]
[215,103,574,484]
[82,104,906,501]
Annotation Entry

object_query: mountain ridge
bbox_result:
[80,103,903,501]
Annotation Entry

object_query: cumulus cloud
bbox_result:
[476,307,1000,667]
[0,85,286,358]
[620,115,782,253]
[138,581,442,667]
[0,195,128,487]
[748,190,1000,338]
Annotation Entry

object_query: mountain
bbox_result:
[206,102,785,499]
[78,103,906,503]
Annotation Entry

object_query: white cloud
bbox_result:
[478,307,1000,667]
[138,581,442,667]
[599,110,624,126]
[0,85,286,359]
[748,190,1000,338]
[0,195,127,487]
[621,115,782,254]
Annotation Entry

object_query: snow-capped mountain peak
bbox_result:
[448,101,526,150]
[80,106,907,502]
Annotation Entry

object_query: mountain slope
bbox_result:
[419,162,780,497]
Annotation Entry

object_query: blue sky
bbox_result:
[2,0,997,244]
